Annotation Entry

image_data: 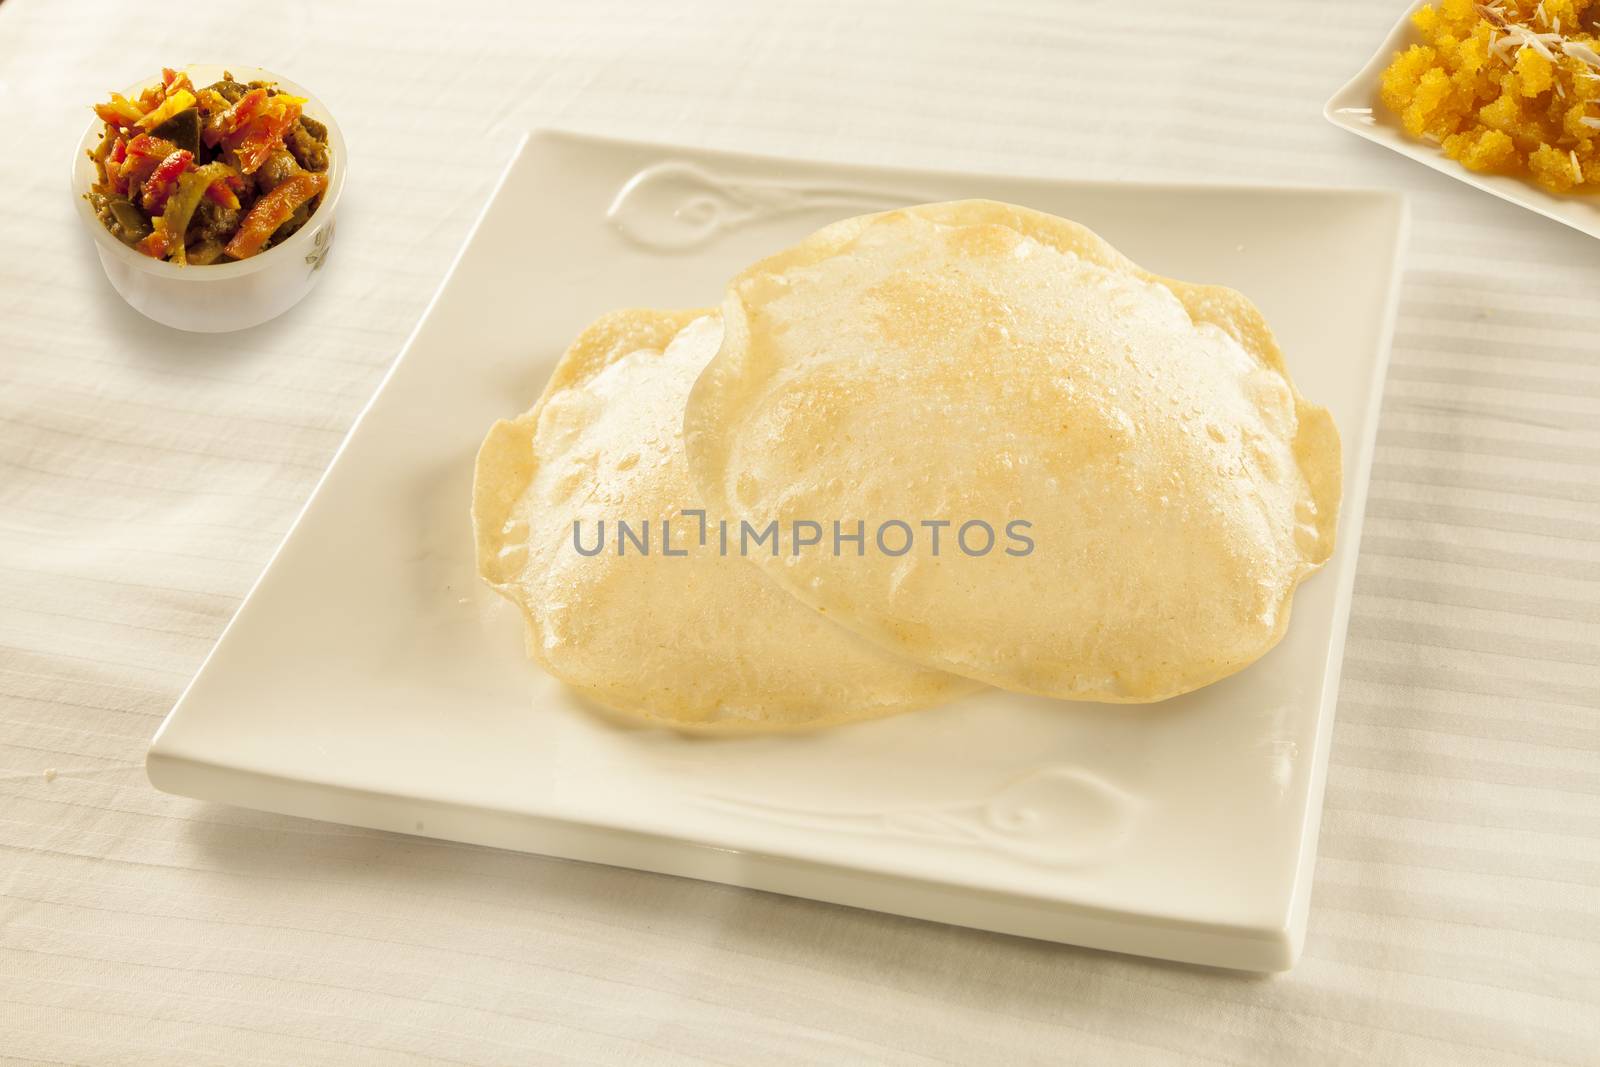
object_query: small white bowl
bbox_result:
[71,64,346,333]
[1326,2,1600,241]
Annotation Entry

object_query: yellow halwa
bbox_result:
[1380,0,1600,192]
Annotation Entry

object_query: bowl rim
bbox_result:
[71,63,347,281]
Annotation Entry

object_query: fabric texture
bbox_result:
[1,0,1595,1062]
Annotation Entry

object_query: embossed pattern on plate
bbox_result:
[606,161,939,251]
[701,766,1139,868]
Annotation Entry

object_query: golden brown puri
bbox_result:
[684,200,1341,702]
[473,308,978,732]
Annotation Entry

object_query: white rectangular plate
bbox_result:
[149,130,1406,972]
[1327,1,1600,239]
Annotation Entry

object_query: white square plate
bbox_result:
[1327,1,1600,239]
[148,130,1406,972]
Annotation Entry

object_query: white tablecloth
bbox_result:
[2,0,1596,1062]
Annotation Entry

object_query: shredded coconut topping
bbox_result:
[1563,39,1600,68]
[1480,2,1565,60]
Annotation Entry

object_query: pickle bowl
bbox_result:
[70,64,346,333]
